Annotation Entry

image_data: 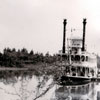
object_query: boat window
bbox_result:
[71,67,76,71]
[62,55,67,60]
[81,55,85,61]
[67,55,69,61]
[75,55,80,61]
[71,55,74,61]
[72,47,78,54]
[66,66,70,73]
[86,56,88,61]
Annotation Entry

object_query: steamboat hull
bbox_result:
[58,75,92,85]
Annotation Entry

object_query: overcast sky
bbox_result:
[0,0,100,54]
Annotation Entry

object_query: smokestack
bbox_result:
[62,19,67,53]
[82,18,87,51]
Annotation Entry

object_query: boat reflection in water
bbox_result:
[52,82,96,100]
[0,70,100,100]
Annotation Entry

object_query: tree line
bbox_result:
[0,48,60,67]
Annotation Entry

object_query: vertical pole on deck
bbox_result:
[82,18,87,51]
[62,19,67,53]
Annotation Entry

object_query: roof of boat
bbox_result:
[70,36,82,40]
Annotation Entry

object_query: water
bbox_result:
[0,70,99,100]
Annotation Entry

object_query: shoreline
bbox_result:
[0,63,56,71]
[0,67,29,71]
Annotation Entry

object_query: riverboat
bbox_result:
[57,19,97,84]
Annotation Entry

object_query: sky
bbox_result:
[0,0,100,54]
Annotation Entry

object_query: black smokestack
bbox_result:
[82,18,87,51]
[62,19,67,53]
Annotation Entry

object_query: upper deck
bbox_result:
[59,36,97,68]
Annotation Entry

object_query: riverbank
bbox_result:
[0,62,62,78]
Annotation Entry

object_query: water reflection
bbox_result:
[0,71,99,100]
[53,82,96,100]
[0,70,54,100]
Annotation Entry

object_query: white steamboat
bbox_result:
[58,19,97,84]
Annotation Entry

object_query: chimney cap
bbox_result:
[63,19,67,24]
[83,18,87,23]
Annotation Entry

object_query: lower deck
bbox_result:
[61,65,97,79]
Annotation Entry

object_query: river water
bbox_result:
[0,70,100,100]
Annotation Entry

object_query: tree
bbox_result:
[30,50,34,55]
[21,48,28,55]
